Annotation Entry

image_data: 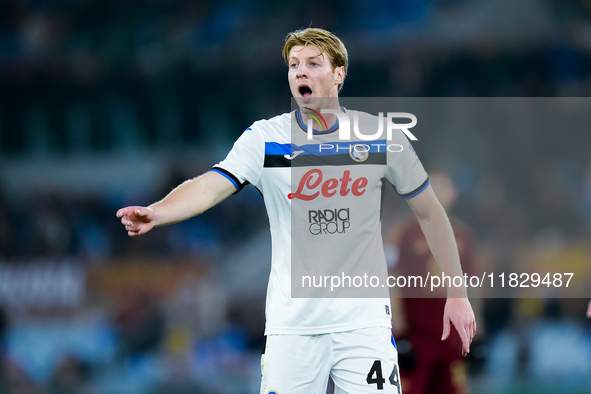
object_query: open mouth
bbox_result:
[298,85,313,98]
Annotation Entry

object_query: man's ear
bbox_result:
[334,66,345,85]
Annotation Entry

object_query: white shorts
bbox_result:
[260,326,401,394]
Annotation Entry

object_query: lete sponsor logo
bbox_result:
[288,169,367,201]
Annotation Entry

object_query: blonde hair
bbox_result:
[282,28,348,91]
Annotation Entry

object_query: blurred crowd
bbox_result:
[1,0,591,393]
[3,0,591,155]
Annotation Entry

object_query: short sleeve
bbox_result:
[212,127,264,192]
[385,131,429,198]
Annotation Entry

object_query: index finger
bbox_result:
[116,207,133,218]
[458,325,471,356]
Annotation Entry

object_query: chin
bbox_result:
[293,96,312,109]
[301,96,322,108]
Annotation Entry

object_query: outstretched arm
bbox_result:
[116,171,237,237]
[405,185,476,356]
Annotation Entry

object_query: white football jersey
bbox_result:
[213,108,429,335]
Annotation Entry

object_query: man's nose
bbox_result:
[296,65,308,78]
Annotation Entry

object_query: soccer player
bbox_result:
[117,28,476,393]
[386,172,479,394]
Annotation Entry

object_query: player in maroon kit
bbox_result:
[386,172,478,394]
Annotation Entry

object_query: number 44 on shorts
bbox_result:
[366,360,401,393]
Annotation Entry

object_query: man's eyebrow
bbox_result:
[289,53,324,61]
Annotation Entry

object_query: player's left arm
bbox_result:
[405,184,476,356]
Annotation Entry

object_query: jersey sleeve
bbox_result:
[212,127,264,192]
[385,131,429,198]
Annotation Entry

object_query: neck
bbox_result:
[299,96,341,129]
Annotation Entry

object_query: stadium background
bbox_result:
[0,0,590,393]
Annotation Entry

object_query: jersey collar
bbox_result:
[295,106,346,135]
